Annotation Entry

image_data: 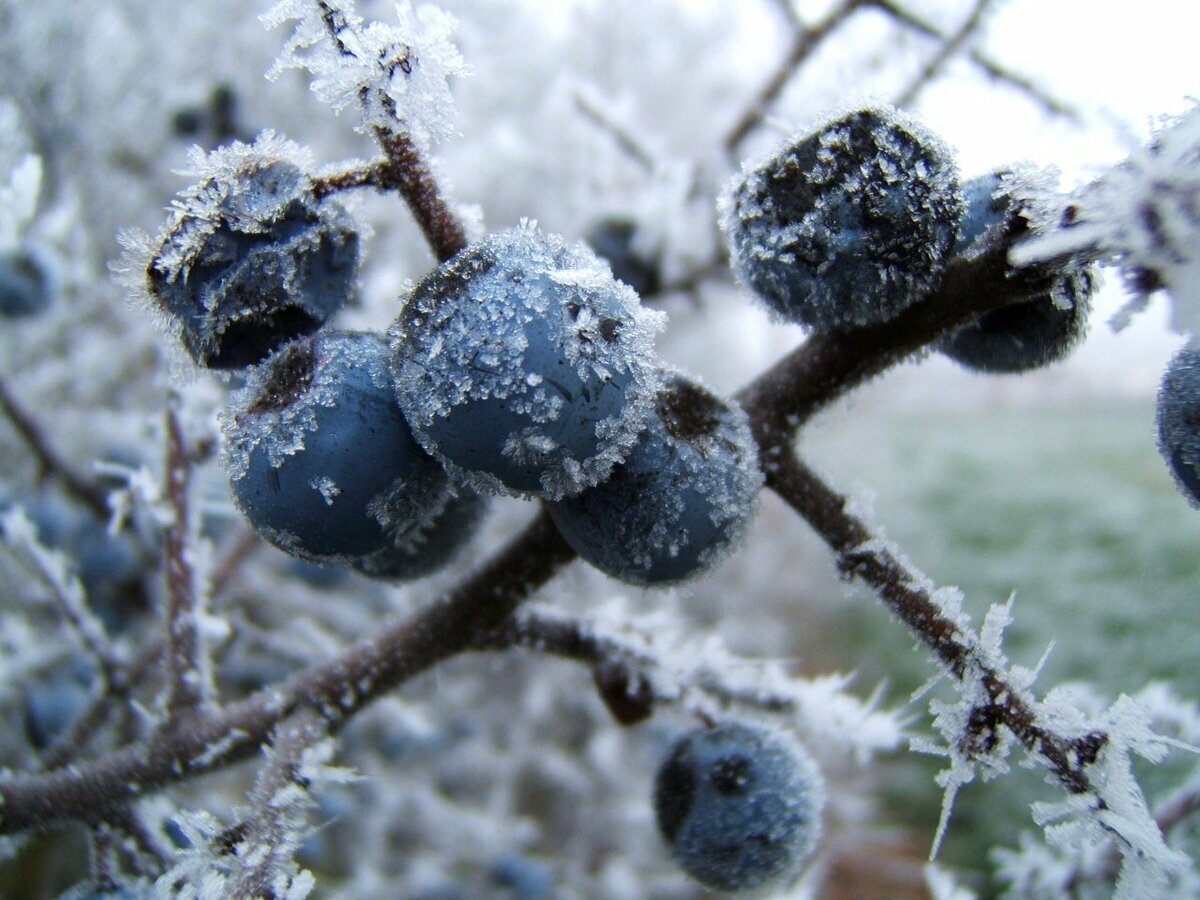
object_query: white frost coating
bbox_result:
[147,132,317,282]
[263,0,466,148]
[312,475,341,505]
[220,331,393,480]
[0,154,41,251]
[1010,105,1200,338]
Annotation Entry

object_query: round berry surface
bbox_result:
[1158,344,1200,507]
[222,331,449,563]
[654,722,824,893]
[392,225,663,499]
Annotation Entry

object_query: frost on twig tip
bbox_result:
[262,0,466,149]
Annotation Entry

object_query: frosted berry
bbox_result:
[147,149,359,369]
[724,106,963,331]
[1158,344,1200,507]
[940,172,1094,373]
[221,331,450,563]
[547,372,761,585]
[585,217,661,298]
[391,224,663,499]
[0,247,53,318]
[654,721,824,893]
[351,486,489,581]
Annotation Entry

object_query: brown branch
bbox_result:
[763,450,1106,796]
[162,401,206,722]
[0,374,111,520]
[0,508,574,835]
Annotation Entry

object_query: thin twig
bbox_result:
[724,0,865,153]
[870,0,1081,122]
[0,374,111,519]
[893,0,997,109]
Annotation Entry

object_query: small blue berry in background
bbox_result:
[547,371,761,586]
[723,106,963,332]
[147,149,359,370]
[490,854,554,900]
[351,486,488,582]
[939,172,1095,373]
[23,657,95,750]
[584,217,661,298]
[0,246,54,318]
[654,721,824,893]
[391,223,664,500]
[221,330,451,564]
[1157,344,1200,507]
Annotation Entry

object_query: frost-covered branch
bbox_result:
[162,401,210,723]
[0,508,573,834]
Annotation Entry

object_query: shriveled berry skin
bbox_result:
[654,722,824,893]
[724,106,963,331]
[1157,345,1200,507]
[940,172,1094,373]
[392,225,663,500]
[0,247,53,318]
[547,372,761,586]
[148,158,359,369]
[352,487,489,581]
[222,331,450,563]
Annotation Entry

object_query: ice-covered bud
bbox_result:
[146,135,359,369]
[1158,344,1200,507]
[221,330,451,564]
[654,721,825,893]
[723,106,963,331]
[547,371,761,586]
[391,223,664,500]
[940,172,1095,373]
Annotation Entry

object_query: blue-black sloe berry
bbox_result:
[654,721,824,893]
[547,371,761,585]
[939,172,1095,373]
[0,247,54,318]
[585,217,661,298]
[221,330,451,564]
[1157,344,1200,507]
[723,106,963,331]
[391,224,663,500]
[147,146,359,369]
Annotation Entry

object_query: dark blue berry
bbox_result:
[547,372,761,586]
[351,486,488,581]
[392,225,663,499]
[0,247,53,318]
[24,658,94,750]
[491,854,553,900]
[222,331,451,563]
[724,106,963,331]
[654,722,824,893]
[1158,344,1200,507]
[585,218,661,298]
[148,156,359,369]
[939,172,1094,373]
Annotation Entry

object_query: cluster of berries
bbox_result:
[724,107,1096,373]
[144,143,763,589]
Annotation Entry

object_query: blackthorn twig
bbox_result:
[893,0,998,109]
